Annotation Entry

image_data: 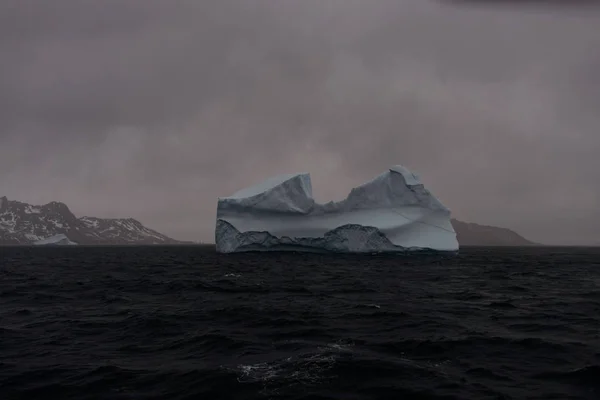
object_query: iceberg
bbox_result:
[33,234,78,246]
[215,165,458,254]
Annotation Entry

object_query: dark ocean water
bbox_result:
[1,246,599,400]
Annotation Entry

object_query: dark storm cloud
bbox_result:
[1,0,599,245]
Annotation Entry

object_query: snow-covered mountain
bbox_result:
[0,196,186,245]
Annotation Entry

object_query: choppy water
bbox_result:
[1,246,599,400]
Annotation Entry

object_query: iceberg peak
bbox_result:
[389,165,421,185]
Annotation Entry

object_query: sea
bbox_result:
[0,246,599,400]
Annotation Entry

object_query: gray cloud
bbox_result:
[1,0,599,245]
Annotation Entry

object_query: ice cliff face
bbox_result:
[215,165,459,253]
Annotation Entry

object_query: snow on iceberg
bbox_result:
[33,234,78,246]
[215,165,459,254]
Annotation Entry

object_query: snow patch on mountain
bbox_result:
[34,234,78,246]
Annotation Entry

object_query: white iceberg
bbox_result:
[33,234,78,246]
[215,165,459,254]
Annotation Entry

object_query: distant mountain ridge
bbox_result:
[451,219,538,246]
[0,196,186,245]
[0,196,538,246]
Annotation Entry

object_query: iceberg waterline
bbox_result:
[215,165,459,254]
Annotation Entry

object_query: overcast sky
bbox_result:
[1,0,599,245]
